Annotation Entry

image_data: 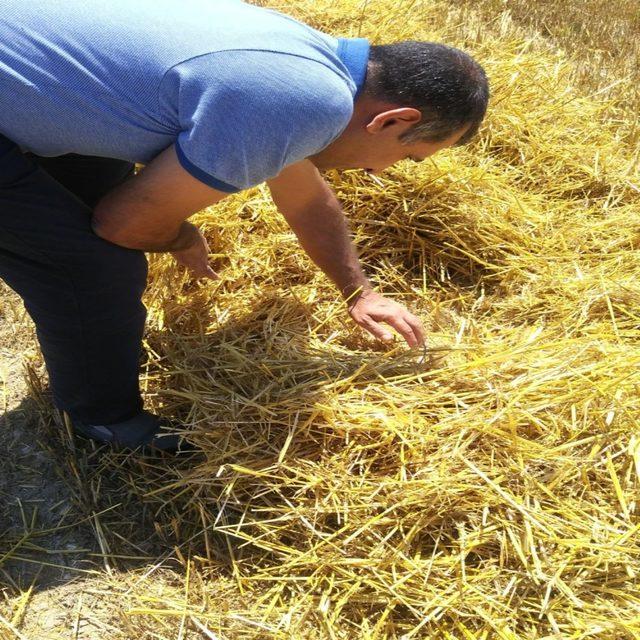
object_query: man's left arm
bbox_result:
[267,160,425,348]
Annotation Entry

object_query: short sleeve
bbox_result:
[160,49,355,192]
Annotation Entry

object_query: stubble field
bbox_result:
[1,0,639,638]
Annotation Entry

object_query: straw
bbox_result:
[2,0,639,637]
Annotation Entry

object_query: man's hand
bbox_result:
[170,222,220,280]
[347,290,426,348]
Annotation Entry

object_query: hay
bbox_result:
[2,0,640,637]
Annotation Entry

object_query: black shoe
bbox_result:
[71,410,195,454]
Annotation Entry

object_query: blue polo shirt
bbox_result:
[0,0,369,192]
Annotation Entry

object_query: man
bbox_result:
[0,0,489,452]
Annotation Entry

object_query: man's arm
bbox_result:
[92,144,230,278]
[267,160,373,301]
[267,160,425,347]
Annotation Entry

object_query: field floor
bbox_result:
[0,290,104,637]
[1,291,204,638]
[2,0,640,638]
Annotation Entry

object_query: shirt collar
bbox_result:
[336,37,370,99]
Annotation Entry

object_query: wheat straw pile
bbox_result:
[3,0,640,638]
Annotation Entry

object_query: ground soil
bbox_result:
[0,284,119,639]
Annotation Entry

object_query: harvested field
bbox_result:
[1,0,639,638]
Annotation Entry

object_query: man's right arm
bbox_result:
[92,144,231,252]
[267,160,426,347]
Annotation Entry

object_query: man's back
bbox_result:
[0,0,368,190]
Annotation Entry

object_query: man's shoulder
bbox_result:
[170,49,355,192]
[166,48,355,127]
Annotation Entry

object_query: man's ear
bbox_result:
[365,107,422,134]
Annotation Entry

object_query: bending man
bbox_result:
[0,0,489,451]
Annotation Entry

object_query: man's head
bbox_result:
[308,41,489,173]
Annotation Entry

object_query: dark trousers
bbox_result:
[0,133,148,425]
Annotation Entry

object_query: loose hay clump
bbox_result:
[4,0,640,638]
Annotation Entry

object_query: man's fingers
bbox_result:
[348,292,426,348]
[403,313,426,346]
[359,313,424,348]
[387,317,420,347]
[193,266,219,280]
[177,262,220,280]
[359,316,394,342]
[204,265,220,279]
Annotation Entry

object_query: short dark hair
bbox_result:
[364,41,489,146]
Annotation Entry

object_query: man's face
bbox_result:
[360,129,466,175]
[308,112,469,174]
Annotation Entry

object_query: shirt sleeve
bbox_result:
[161,49,355,192]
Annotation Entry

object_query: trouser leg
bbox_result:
[0,136,148,425]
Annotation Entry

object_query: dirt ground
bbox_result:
[0,283,168,639]
[0,284,98,636]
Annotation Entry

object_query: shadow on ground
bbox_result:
[1,291,430,599]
